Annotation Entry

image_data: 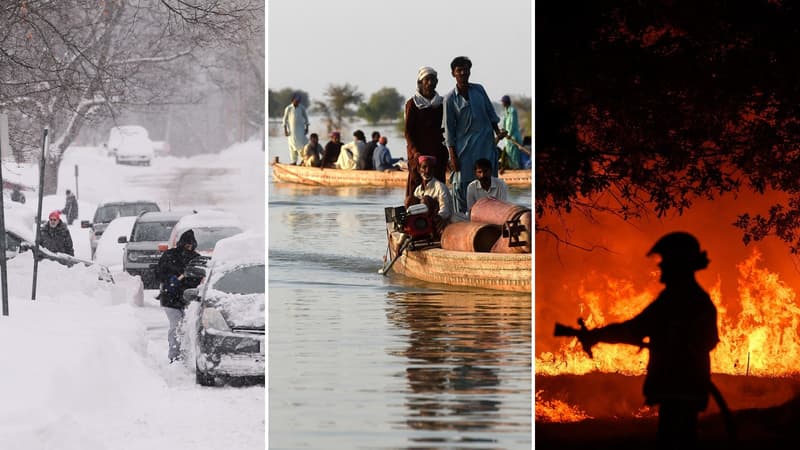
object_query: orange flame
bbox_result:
[535,390,593,423]
[537,249,800,377]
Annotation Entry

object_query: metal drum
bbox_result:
[470,197,531,253]
[440,221,503,252]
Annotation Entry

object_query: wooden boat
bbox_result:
[383,228,532,293]
[270,158,531,188]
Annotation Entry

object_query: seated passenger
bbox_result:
[405,155,452,235]
[336,129,366,170]
[373,136,399,172]
[321,131,343,168]
[363,131,381,170]
[301,133,324,167]
[466,157,509,215]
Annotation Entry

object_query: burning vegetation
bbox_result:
[538,249,800,380]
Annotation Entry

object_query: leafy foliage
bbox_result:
[357,87,404,125]
[537,0,800,251]
[268,88,310,118]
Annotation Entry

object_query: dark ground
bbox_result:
[536,373,800,449]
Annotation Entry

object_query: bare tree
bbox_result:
[0,0,262,194]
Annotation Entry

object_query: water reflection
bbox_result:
[385,290,532,448]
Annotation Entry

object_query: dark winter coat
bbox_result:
[62,193,78,223]
[39,221,74,256]
[155,230,201,309]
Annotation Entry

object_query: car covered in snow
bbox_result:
[94,216,138,271]
[106,125,154,166]
[82,200,160,258]
[4,204,37,260]
[166,211,244,257]
[119,210,189,288]
[183,232,264,386]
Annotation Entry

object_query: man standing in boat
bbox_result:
[500,95,523,170]
[444,56,507,214]
[282,92,309,165]
[405,66,448,200]
[405,155,452,236]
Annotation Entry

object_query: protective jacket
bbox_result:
[592,279,719,410]
[155,230,201,309]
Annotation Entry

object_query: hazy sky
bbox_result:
[267,0,532,106]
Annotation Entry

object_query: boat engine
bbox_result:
[385,204,434,241]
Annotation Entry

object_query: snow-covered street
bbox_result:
[0,141,265,450]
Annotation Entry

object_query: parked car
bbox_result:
[93,216,137,271]
[82,200,160,258]
[105,125,154,166]
[119,211,188,288]
[183,232,265,386]
[166,211,244,257]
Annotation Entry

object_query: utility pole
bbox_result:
[0,113,10,315]
[31,128,48,301]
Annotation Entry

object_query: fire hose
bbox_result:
[554,319,737,442]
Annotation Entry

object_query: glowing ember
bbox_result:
[537,249,800,377]
[535,390,593,423]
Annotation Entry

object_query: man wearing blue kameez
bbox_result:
[444,56,507,214]
[501,95,523,169]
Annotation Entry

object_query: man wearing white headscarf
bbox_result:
[282,92,309,165]
[404,66,449,199]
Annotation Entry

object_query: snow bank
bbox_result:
[0,139,265,449]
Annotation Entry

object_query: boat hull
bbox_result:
[388,231,531,292]
[271,161,531,187]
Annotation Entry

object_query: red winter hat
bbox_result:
[49,210,61,220]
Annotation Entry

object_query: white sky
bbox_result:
[267,0,532,105]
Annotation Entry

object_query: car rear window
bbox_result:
[213,265,265,295]
[194,227,243,251]
[132,221,177,242]
[94,203,160,223]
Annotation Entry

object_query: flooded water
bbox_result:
[267,135,533,450]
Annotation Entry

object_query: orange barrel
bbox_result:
[470,197,531,253]
[440,221,502,252]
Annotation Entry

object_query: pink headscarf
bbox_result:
[418,155,436,165]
